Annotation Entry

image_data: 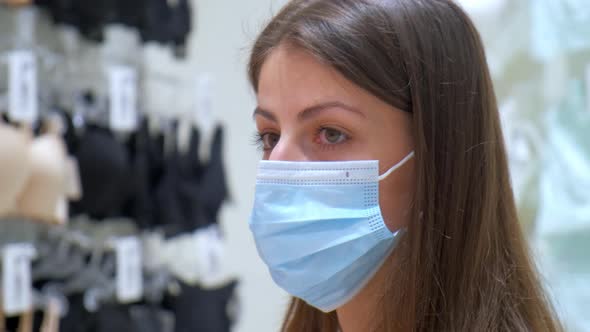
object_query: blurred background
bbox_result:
[0,0,587,331]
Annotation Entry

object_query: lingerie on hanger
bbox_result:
[120,118,155,230]
[140,0,192,57]
[15,117,72,225]
[70,124,132,219]
[154,121,209,236]
[197,125,229,228]
[0,119,33,218]
[34,0,192,50]
[163,280,238,332]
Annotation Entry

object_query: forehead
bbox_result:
[257,44,365,110]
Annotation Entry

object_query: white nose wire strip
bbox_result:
[256,160,379,182]
[378,151,415,181]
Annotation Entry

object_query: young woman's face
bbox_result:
[254,43,416,232]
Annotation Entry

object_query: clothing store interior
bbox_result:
[0,0,588,331]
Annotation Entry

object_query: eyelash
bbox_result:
[251,126,350,152]
[250,132,267,152]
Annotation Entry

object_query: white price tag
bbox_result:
[2,243,36,316]
[114,237,143,303]
[8,51,38,124]
[109,66,138,132]
[195,225,225,283]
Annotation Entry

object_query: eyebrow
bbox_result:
[252,101,366,122]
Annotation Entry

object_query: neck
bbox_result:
[336,204,410,332]
[336,254,392,332]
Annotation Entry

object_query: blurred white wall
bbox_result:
[185,1,290,332]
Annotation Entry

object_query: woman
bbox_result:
[247,0,562,331]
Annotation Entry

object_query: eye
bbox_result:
[256,132,280,151]
[318,127,348,145]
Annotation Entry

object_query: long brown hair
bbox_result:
[248,0,562,331]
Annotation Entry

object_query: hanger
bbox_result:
[82,281,116,313]
[58,240,109,295]
[143,268,180,304]
[71,90,109,130]
[56,219,135,297]
[32,228,87,280]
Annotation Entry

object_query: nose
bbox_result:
[268,134,308,161]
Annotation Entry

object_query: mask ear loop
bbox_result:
[378,151,415,181]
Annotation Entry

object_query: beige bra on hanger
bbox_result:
[0,0,32,7]
[15,116,79,225]
[0,120,32,218]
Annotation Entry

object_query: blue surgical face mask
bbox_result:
[248,151,415,312]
